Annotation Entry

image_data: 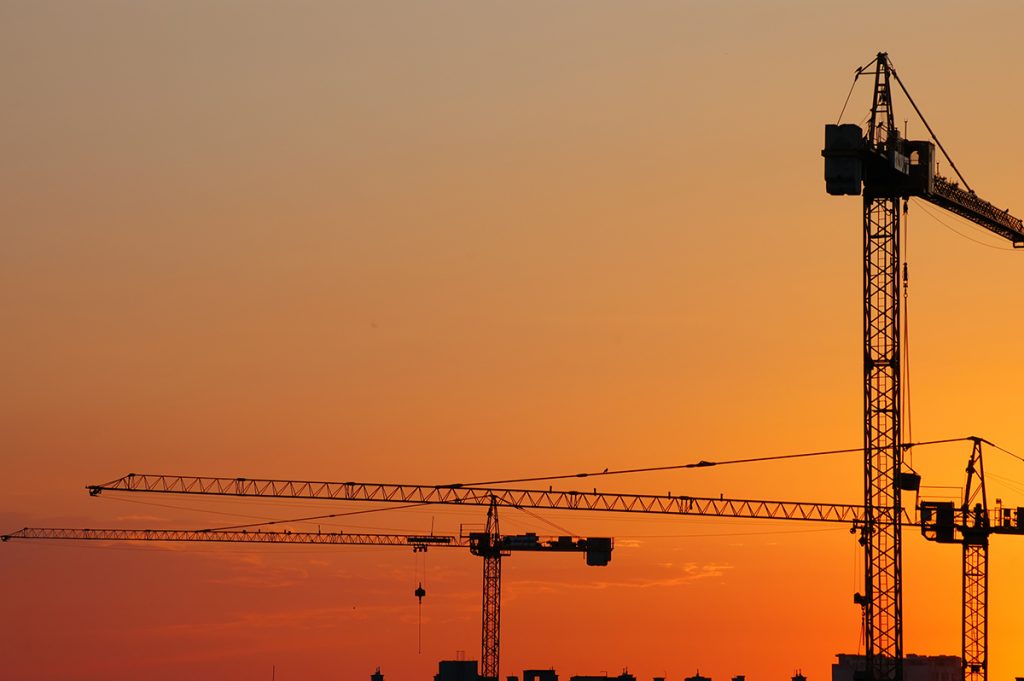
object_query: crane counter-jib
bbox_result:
[86,473,919,525]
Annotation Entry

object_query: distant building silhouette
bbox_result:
[371,667,384,681]
[685,672,712,681]
[436,659,480,681]
[524,670,558,681]
[570,672,635,681]
[732,675,745,681]
[793,670,807,681]
[833,654,960,681]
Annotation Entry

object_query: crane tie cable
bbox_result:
[887,59,972,193]
[836,56,878,124]
[912,199,1017,251]
[200,501,440,532]
[989,441,1024,463]
[448,437,974,488]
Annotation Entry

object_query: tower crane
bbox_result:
[918,438,1024,681]
[822,52,1024,681]
[2,504,612,681]
[85,472,891,680]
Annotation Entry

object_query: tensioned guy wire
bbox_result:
[512,505,575,537]
[201,500,451,533]
[96,494,443,532]
[92,438,1020,536]
[836,56,878,124]
[450,437,975,488]
[989,441,1024,463]
[912,199,1016,251]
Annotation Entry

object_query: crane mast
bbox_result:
[961,443,989,681]
[477,498,502,681]
[862,55,905,681]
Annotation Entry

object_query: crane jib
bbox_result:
[87,473,921,525]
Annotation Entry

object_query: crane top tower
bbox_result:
[823,52,1024,245]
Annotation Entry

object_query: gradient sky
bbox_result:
[2,2,1024,681]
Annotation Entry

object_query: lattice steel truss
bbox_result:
[862,194,903,681]
[963,542,987,681]
[862,55,904,681]
[961,438,989,681]
[89,474,915,524]
[0,526,455,547]
[479,499,503,681]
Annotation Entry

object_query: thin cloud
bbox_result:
[113,514,169,523]
[207,565,310,589]
[150,602,417,638]
[508,561,733,594]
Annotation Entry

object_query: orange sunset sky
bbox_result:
[2,2,1023,681]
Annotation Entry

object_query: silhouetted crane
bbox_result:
[3,503,611,681]
[823,52,1023,681]
[917,438,1024,681]
[85,473,892,680]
